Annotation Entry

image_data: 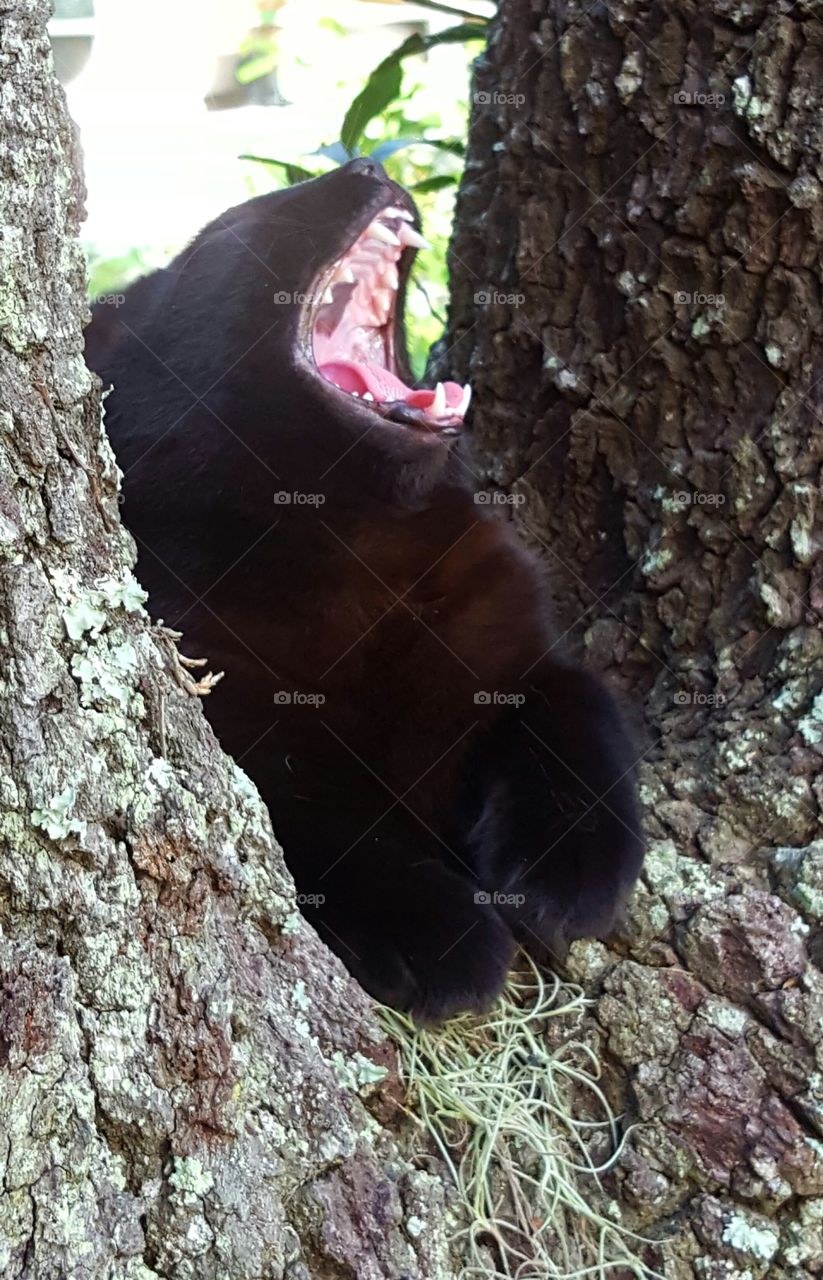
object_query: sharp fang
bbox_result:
[322,286,335,305]
[335,266,355,285]
[382,263,399,290]
[369,221,400,247]
[385,205,414,222]
[432,382,447,417]
[363,392,375,401]
[374,288,393,315]
[398,224,431,250]
[457,385,472,416]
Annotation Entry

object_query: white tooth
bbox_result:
[385,204,414,222]
[363,392,374,401]
[457,384,472,417]
[351,391,360,397]
[398,224,430,250]
[369,221,400,247]
[432,382,447,417]
[374,288,393,316]
[383,263,399,290]
[323,286,335,305]
[334,265,355,285]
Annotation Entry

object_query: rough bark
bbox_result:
[0,5,462,1277]
[435,0,823,1273]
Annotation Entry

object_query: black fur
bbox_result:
[85,158,644,1022]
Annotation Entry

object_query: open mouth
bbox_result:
[309,202,471,434]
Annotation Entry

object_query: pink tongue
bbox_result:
[318,360,464,410]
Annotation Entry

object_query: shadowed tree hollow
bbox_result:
[2,0,822,1277]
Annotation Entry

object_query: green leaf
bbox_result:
[417,137,466,157]
[340,23,485,157]
[411,174,458,193]
[341,59,403,156]
[235,51,279,84]
[390,23,487,62]
[318,17,347,36]
[238,155,318,185]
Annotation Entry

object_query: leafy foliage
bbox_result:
[341,24,484,155]
[86,246,157,298]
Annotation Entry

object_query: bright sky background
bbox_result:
[55,0,490,257]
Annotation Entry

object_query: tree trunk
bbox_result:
[436,0,823,1273]
[0,5,462,1277]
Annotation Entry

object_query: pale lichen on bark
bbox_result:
[0,4,461,1277]
[435,0,823,1273]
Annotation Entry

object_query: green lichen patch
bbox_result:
[329,1050,390,1092]
[52,566,148,643]
[169,1156,214,1200]
[71,634,139,710]
[31,784,86,840]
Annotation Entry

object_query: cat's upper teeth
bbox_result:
[384,205,415,223]
[369,221,400,247]
[321,210,429,317]
[373,288,393,319]
[397,224,430,251]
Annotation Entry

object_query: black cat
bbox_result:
[85,158,644,1021]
